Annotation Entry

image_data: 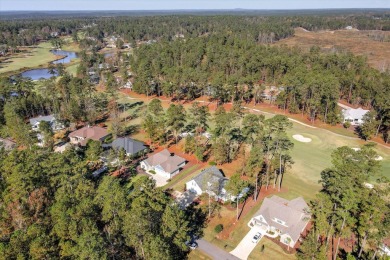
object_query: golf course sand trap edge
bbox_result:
[293,134,312,143]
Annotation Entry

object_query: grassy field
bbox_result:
[0,42,59,74]
[275,28,390,71]
[248,238,296,260]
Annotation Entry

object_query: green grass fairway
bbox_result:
[0,42,58,74]
[66,63,79,76]
[286,121,390,185]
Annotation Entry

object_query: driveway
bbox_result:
[230,227,264,260]
[196,239,240,260]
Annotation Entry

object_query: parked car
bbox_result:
[185,241,198,250]
[252,232,262,243]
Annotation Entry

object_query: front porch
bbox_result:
[248,219,281,239]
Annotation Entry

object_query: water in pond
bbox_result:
[51,50,78,64]
[20,69,58,80]
[20,50,77,79]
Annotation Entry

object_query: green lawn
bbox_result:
[65,63,79,76]
[248,238,297,260]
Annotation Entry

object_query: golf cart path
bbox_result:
[230,227,263,260]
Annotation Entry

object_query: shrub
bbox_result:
[343,121,351,128]
[214,224,223,233]
[149,170,156,174]
[209,161,217,166]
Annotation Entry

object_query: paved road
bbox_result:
[196,239,241,260]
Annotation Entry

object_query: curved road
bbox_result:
[196,239,241,260]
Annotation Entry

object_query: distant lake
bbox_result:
[20,50,77,80]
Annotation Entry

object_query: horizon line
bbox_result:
[2,8,390,12]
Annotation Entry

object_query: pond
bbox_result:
[20,50,78,80]
[51,50,78,64]
[20,68,58,80]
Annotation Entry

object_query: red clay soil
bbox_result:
[217,186,289,240]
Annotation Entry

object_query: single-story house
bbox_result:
[0,138,16,150]
[186,166,233,202]
[140,149,186,179]
[29,115,64,131]
[248,196,311,248]
[69,126,110,146]
[108,137,148,157]
[342,107,369,126]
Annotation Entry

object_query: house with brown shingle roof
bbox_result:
[248,196,310,248]
[68,126,109,146]
[140,149,186,179]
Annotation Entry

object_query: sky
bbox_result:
[0,0,389,11]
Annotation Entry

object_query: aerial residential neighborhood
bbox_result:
[0,1,389,260]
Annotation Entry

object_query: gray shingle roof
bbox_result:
[342,107,369,120]
[29,115,55,125]
[191,166,228,192]
[111,137,147,155]
[254,196,310,243]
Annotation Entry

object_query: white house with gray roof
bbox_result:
[248,196,310,248]
[186,166,235,202]
[342,107,369,126]
[140,149,186,179]
[29,115,64,131]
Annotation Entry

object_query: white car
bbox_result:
[252,232,262,243]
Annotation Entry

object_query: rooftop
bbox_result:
[254,196,310,243]
[29,114,55,125]
[110,137,147,155]
[69,126,109,145]
[144,149,185,174]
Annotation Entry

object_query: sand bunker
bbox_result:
[293,134,312,143]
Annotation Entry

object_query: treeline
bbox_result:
[131,35,390,141]
[0,147,204,259]
[298,145,390,259]
[2,13,390,48]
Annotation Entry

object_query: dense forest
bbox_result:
[0,147,205,259]
[1,13,390,48]
[130,36,390,142]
